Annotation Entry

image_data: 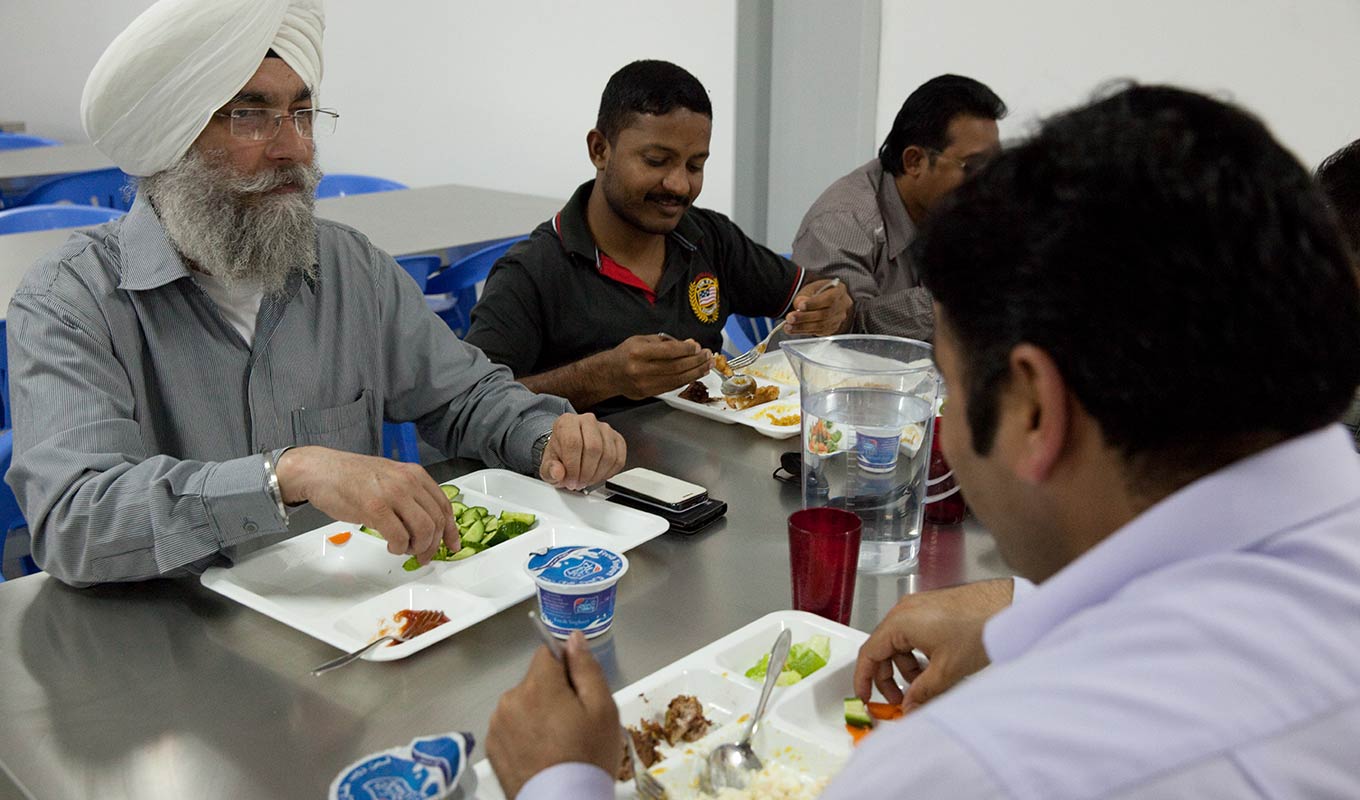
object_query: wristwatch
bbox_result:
[263,447,290,522]
[530,432,553,475]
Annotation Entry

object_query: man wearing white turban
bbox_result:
[5,0,626,586]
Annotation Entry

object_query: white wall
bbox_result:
[0,0,738,214]
[877,0,1360,171]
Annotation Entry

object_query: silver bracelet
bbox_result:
[263,449,288,522]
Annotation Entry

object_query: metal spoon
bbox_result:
[699,628,792,793]
[310,633,407,675]
[718,372,755,398]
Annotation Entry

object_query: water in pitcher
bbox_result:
[803,387,934,573]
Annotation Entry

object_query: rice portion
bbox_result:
[710,760,829,800]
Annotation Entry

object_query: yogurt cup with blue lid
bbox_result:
[525,546,628,638]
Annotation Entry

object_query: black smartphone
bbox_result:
[606,491,727,534]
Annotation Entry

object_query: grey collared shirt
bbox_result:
[792,159,934,340]
[5,195,568,586]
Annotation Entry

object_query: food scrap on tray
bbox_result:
[679,381,715,404]
[377,609,451,645]
[844,697,904,746]
[725,384,780,410]
[755,405,800,427]
[617,694,713,782]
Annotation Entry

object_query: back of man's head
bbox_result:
[1317,140,1360,259]
[596,60,712,142]
[878,74,1006,176]
[916,84,1360,489]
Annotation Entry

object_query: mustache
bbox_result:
[645,192,690,206]
[228,162,322,196]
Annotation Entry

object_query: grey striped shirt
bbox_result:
[5,195,567,586]
[792,159,934,340]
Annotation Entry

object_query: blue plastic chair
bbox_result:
[381,254,444,463]
[17,167,135,210]
[0,430,40,582]
[425,236,529,337]
[315,174,407,198]
[724,314,779,357]
[0,133,59,150]
[0,319,9,431]
[0,204,124,235]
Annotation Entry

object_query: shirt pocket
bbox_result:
[291,389,379,455]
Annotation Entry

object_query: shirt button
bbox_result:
[242,518,258,534]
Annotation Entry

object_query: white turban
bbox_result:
[81,0,325,177]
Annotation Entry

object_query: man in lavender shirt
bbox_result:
[485,85,1360,799]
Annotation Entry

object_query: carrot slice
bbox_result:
[866,702,904,721]
[846,724,871,746]
[327,531,353,545]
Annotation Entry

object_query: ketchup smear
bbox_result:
[391,609,450,644]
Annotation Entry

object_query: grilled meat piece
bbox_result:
[663,695,712,745]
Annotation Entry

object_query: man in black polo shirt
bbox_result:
[465,60,853,414]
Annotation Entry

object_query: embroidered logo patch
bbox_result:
[688,273,720,323]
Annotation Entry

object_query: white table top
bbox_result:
[0,143,114,181]
[0,183,562,310]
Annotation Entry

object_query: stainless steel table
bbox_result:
[0,184,561,312]
[0,402,1008,799]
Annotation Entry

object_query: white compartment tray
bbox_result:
[201,469,668,662]
[461,610,873,798]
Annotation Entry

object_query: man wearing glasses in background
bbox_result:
[6,0,625,587]
[793,75,1006,341]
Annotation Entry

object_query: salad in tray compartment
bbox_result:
[357,483,539,569]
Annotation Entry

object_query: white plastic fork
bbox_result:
[726,278,841,370]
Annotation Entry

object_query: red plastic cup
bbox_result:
[788,507,862,625]
[925,415,967,525]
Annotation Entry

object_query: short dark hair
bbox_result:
[1317,140,1360,259]
[878,74,1006,176]
[596,60,712,142]
[916,84,1360,485]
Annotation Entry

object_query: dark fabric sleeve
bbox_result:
[464,253,547,377]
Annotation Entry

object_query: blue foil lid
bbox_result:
[330,732,473,800]
[525,546,624,585]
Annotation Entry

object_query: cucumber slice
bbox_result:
[440,484,461,501]
[461,519,486,544]
[449,502,469,517]
[844,698,873,728]
[449,546,478,561]
[481,529,508,548]
[483,517,501,532]
[359,525,382,539]
[497,520,532,539]
[499,511,536,526]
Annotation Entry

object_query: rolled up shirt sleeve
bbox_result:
[5,287,287,587]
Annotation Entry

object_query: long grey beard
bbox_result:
[140,149,323,295]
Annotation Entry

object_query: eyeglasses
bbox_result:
[211,107,339,141]
[926,149,990,176]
